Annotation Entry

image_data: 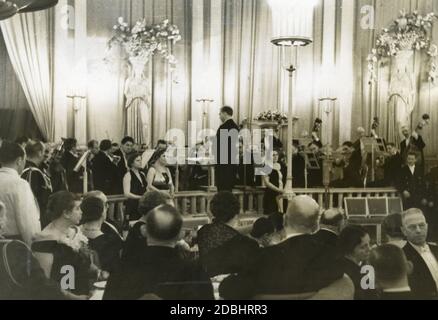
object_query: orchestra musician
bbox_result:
[400,114,429,175]
[60,138,83,193]
[330,138,364,188]
[307,119,324,187]
[91,140,120,195]
[397,152,427,210]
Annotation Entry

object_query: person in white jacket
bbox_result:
[0,141,40,245]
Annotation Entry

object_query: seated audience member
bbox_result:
[313,208,345,247]
[122,191,172,264]
[146,148,175,196]
[382,214,406,248]
[22,141,53,228]
[338,225,375,300]
[123,153,147,221]
[197,192,260,277]
[401,208,438,299]
[32,191,107,300]
[267,212,286,244]
[0,202,64,300]
[221,196,344,299]
[369,244,414,300]
[83,191,122,240]
[250,217,276,248]
[104,205,214,300]
[91,140,119,195]
[80,197,123,273]
[0,141,41,245]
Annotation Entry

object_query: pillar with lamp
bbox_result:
[268,0,318,199]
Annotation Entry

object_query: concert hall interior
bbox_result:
[1,0,438,301]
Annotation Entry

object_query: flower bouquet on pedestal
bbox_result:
[253,110,290,129]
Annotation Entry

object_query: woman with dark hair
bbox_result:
[338,225,374,300]
[80,197,123,273]
[146,148,174,196]
[123,153,147,221]
[262,149,285,215]
[197,192,259,277]
[32,191,107,300]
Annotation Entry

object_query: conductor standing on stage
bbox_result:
[215,106,240,191]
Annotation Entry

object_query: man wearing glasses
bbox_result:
[402,208,438,299]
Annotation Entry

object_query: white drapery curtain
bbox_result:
[0,10,54,141]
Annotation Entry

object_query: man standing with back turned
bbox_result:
[215,106,240,192]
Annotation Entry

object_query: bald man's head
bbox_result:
[84,190,108,204]
[146,204,183,242]
[286,195,321,234]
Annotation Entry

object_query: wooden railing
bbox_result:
[107,187,398,219]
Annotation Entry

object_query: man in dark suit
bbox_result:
[103,204,214,300]
[113,136,135,194]
[91,140,119,196]
[291,142,306,188]
[21,141,52,228]
[307,141,324,187]
[313,208,344,247]
[401,208,438,299]
[220,195,344,299]
[383,143,403,187]
[397,152,427,209]
[400,126,426,175]
[60,138,83,193]
[214,106,240,192]
[369,244,414,300]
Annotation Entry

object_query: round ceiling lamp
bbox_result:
[19,0,58,13]
[0,1,18,21]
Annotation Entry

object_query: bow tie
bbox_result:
[419,245,430,253]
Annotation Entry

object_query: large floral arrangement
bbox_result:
[367,11,438,84]
[254,110,288,124]
[107,17,181,68]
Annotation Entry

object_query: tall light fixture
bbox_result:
[268,0,317,198]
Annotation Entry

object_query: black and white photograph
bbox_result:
[1,0,438,305]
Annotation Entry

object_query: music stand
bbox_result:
[361,137,379,182]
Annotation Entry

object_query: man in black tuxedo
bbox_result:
[401,208,438,300]
[21,141,52,228]
[214,106,240,192]
[383,143,403,187]
[313,208,345,247]
[220,196,344,299]
[400,127,426,175]
[397,152,427,209]
[60,138,83,193]
[113,136,135,194]
[291,142,305,188]
[369,244,414,300]
[91,140,119,195]
[104,204,214,300]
